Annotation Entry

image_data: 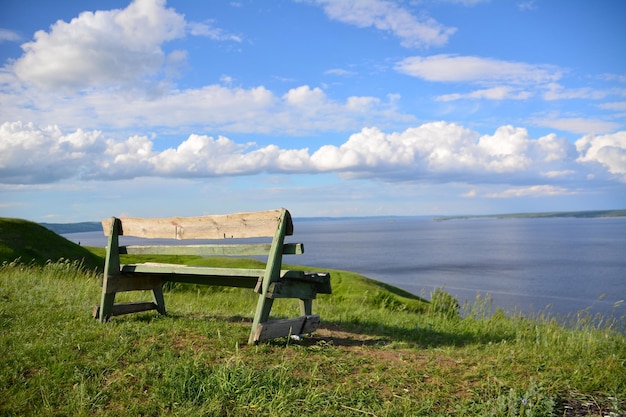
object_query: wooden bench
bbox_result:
[93,208,331,344]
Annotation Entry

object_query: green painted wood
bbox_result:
[117,272,259,289]
[300,299,313,316]
[120,243,303,256]
[266,281,317,300]
[249,209,290,344]
[119,263,306,279]
[99,217,121,322]
[152,287,166,315]
[121,263,266,277]
[104,275,163,293]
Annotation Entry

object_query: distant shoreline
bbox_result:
[40,209,626,234]
[433,209,626,221]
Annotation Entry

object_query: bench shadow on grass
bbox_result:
[295,319,517,348]
[133,312,517,348]
[152,313,515,348]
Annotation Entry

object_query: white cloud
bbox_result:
[485,185,573,198]
[436,86,533,101]
[310,123,573,177]
[462,189,477,198]
[0,121,105,183]
[3,121,623,186]
[0,29,22,43]
[576,131,626,180]
[543,83,616,100]
[396,54,560,85]
[186,21,242,42]
[532,117,621,135]
[324,68,356,77]
[312,0,456,48]
[11,0,186,90]
[0,74,412,134]
[517,1,538,11]
[599,101,626,112]
[542,170,575,178]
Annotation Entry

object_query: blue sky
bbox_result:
[1,0,625,222]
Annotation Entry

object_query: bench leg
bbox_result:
[98,292,116,322]
[299,298,313,316]
[249,296,275,344]
[152,286,166,315]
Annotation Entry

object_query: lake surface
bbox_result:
[65,216,626,321]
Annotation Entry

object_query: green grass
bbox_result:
[1,218,625,416]
[0,217,102,270]
[1,258,624,416]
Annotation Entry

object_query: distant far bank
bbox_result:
[433,209,626,221]
[39,209,626,234]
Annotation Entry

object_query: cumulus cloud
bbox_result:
[312,0,456,48]
[576,131,626,180]
[4,120,620,188]
[0,121,105,183]
[12,0,185,90]
[311,123,574,179]
[0,77,411,134]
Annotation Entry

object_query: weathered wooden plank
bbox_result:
[121,264,266,277]
[93,302,158,319]
[253,315,320,342]
[300,314,321,334]
[102,209,292,239]
[119,263,306,280]
[104,275,163,293]
[121,272,260,289]
[119,242,303,256]
[287,272,332,294]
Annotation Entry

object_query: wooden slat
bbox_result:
[102,209,292,239]
[119,263,306,280]
[119,242,303,256]
[104,275,163,293]
[93,302,158,319]
[121,264,266,277]
[253,315,320,342]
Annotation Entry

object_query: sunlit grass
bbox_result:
[1,259,624,416]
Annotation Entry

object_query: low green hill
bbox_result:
[0,217,103,270]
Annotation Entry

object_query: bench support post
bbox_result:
[99,218,121,322]
[300,298,313,316]
[248,210,290,344]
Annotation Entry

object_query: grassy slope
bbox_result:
[1,218,624,416]
[0,218,102,270]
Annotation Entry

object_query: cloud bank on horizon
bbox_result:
[0,0,624,220]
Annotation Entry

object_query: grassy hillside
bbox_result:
[0,218,624,416]
[0,218,102,270]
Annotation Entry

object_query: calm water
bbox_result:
[65,217,626,320]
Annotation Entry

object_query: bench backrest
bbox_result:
[102,208,293,240]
